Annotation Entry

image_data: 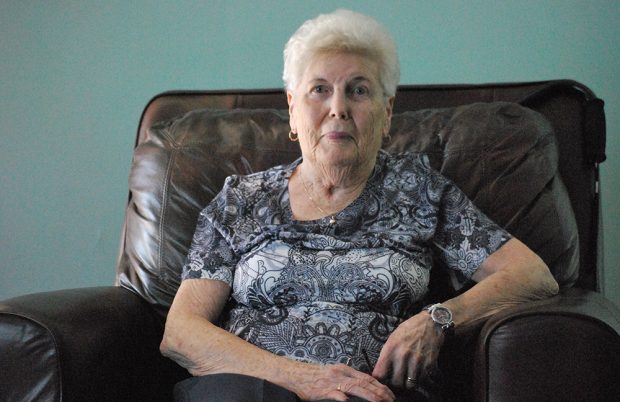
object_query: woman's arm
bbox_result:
[160,279,395,402]
[446,237,559,328]
[373,238,559,388]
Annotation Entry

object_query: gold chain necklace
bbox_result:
[299,173,337,225]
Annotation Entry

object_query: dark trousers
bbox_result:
[173,373,431,402]
[174,373,300,401]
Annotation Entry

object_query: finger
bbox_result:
[405,375,417,390]
[389,354,408,389]
[405,354,423,389]
[342,376,396,402]
[345,367,395,394]
[324,389,348,402]
[418,342,441,380]
[337,366,396,400]
[421,357,438,379]
[371,350,391,382]
[363,377,396,400]
[405,369,418,390]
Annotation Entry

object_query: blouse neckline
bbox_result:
[279,152,385,228]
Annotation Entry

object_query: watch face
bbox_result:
[431,306,452,325]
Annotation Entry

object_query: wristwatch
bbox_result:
[424,303,455,333]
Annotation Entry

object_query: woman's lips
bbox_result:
[323,131,352,140]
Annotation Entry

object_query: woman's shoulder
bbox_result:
[376,150,451,196]
[201,161,297,228]
[221,160,298,192]
[380,150,434,175]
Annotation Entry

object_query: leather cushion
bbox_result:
[117,102,579,316]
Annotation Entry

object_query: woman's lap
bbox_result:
[174,373,299,401]
[173,373,435,402]
[174,373,364,401]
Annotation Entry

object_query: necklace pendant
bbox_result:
[329,216,337,225]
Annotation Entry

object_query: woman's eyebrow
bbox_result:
[350,76,371,83]
[307,75,371,84]
[346,76,374,88]
[309,78,327,85]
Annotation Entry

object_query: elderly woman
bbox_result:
[160,9,559,402]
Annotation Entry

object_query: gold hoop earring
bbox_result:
[289,131,299,142]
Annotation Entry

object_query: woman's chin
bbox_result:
[315,150,359,169]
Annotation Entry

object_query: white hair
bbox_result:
[283,9,400,97]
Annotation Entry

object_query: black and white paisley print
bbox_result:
[182,151,511,372]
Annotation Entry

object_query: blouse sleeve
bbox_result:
[431,174,512,281]
[181,202,238,286]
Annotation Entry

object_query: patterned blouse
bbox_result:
[182,150,511,372]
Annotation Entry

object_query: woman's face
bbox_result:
[287,52,394,171]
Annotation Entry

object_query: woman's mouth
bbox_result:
[323,131,352,140]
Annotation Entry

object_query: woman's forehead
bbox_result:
[301,52,380,85]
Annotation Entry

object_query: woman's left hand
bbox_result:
[371,311,444,390]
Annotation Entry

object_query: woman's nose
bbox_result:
[329,91,350,120]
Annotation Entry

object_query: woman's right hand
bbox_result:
[288,362,395,402]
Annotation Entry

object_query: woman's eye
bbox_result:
[351,86,370,97]
[311,85,329,94]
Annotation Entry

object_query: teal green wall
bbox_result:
[2,0,619,307]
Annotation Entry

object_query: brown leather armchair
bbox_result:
[1,80,618,402]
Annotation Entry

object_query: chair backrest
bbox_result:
[116,80,606,317]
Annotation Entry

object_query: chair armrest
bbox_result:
[0,286,187,402]
[472,288,620,402]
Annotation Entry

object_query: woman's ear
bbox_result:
[287,90,296,132]
[383,96,395,136]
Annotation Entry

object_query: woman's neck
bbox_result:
[299,157,374,200]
